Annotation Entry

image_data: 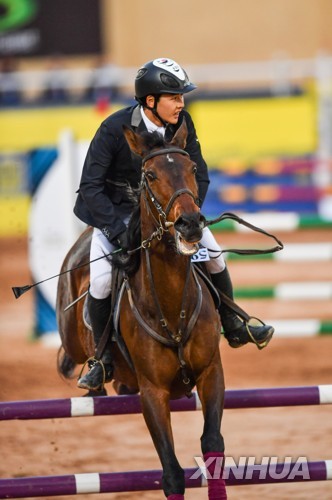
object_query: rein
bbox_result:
[123,146,284,384]
[205,212,284,256]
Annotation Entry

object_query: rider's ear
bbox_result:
[170,118,187,149]
[145,95,155,108]
[123,125,146,157]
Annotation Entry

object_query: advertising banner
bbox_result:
[0,0,101,56]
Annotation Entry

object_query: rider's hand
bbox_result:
[112,231,129,252]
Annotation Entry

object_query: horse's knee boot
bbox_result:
[211,268,274,349]
[204,451,227,499]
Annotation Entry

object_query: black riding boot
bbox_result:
[77,293,114,391]
[211,268,274,348]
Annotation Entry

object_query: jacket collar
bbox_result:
[131,105,146,130]
[131,105,183,138]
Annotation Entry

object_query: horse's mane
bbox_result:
[141,130,168,150]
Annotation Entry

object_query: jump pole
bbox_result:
[0,460,331,498]
[1,385,332,421]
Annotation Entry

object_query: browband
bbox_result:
[142,147,189,165]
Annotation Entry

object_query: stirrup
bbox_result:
[77,357,112,391]
[246,318,274,349]
[225,317,274,350]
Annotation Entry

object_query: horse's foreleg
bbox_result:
[139,383,185,499]
[196,357,227,500]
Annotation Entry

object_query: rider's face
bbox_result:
[146,93,185,125]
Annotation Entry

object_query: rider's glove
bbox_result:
[112,231,129,252]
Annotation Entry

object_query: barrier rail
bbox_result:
[1,385,332,421]
[0,460,331,498]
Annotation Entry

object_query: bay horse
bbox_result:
[56,119,227,499]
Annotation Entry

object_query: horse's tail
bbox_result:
[57,346,77,380]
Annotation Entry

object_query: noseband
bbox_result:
[142,147,200,222]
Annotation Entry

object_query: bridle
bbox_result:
[141,147,200,231]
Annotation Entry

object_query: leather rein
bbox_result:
[123,146,284,385]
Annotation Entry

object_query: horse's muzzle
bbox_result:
[173,213,205,256]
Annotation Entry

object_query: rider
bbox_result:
[74,57,274,391]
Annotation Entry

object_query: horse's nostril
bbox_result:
[174,213,204,240]
[174,215,186,229]
[174,215,192,231]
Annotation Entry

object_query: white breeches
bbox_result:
[200,226,226,273]
[89,226,226,299]
[89,228,116,299]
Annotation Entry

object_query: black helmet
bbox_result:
[135,58,197,101]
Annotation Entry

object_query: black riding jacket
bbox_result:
[74,105,210,243]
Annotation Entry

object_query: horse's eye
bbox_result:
[192,165,197,174]
[146,170,157,181]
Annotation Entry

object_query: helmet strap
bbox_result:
[144,94,168,128]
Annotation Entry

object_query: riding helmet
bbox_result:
[135,58,197,101]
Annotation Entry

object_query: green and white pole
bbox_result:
[265,319,332,337]
[235,282,332,300]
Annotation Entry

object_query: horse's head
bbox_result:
[124,119,205,256]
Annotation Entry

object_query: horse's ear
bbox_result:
[123,125,147,157]
[170,118,188,149]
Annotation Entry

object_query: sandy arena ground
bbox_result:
[0,230,332,500]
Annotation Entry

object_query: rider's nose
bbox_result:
[177,96,185,108]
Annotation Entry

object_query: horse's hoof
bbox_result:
[83,388,108,397]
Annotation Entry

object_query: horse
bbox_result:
[56,119,227,499]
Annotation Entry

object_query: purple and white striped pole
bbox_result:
[0,461,331,498]
[0,385,332,421]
